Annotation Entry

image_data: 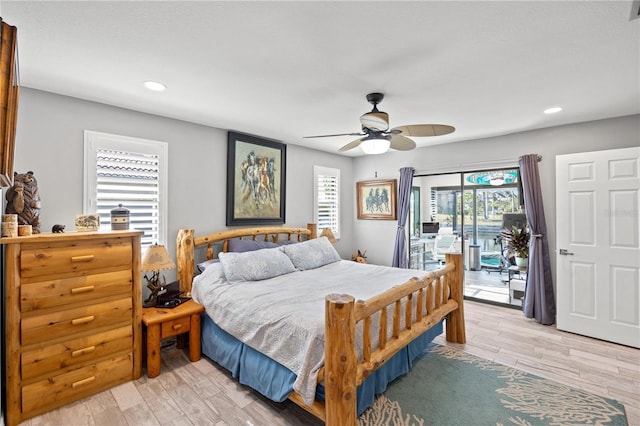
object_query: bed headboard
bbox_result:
[176,224,316,294]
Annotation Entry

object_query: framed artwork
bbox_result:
[226,131,286,226]
[356,179,397,220]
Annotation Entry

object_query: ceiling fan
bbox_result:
[304,93,455,154]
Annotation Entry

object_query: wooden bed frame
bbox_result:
[176,224,466,426]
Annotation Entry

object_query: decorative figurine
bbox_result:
[52,224,65,233]
[5,171,42,233]
[351,249,368,264]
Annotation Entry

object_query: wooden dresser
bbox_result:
[1,230,143,426]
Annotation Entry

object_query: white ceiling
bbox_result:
[2,1,639,156]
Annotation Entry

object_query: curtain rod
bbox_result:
[519,154,543,162]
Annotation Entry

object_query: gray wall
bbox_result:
[12,88,355,273]
[352,114,640,286]
[11,87,640,291]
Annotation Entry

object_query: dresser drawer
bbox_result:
[21,298,132,346]
[20,238,132,279]
[21,325,132,380]
[161,315,191,339]
[21,353,133,416]
[20,270,132,312]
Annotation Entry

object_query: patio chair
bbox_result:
[432,230,457,263]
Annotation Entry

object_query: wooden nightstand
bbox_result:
[142,299,205,378]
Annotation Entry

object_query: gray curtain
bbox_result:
[519,154,556,325]
[392,167,415,268]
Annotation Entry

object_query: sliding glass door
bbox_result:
[410,168,525,307]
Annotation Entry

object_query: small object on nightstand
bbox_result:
[155,280,190,308]
[52,224,65,233]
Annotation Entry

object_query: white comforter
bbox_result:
[191,260,422,404]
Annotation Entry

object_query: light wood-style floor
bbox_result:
[18,300,640,426]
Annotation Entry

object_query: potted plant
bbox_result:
[500,223,530,267]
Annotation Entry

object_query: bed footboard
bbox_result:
[323,253,465,425]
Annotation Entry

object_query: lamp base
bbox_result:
[143,296,157,308]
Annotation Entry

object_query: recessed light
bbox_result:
[544,106,562,114]
[144,81,166,92]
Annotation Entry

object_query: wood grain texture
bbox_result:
[0,20,19,188]
[324,293,357,426]
[142,300,205,378]
[1,231,142,426]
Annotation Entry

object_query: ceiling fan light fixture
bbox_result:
[304,93,454,154]
[360,137,390,154]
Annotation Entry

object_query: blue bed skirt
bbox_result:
[200,312,443,415]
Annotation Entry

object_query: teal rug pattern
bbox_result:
[359,344,627,426]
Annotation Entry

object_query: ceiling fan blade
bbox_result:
[304,132,364,138]
[392,124,455,137]
[339,137,365,152]
[389,134,416,151]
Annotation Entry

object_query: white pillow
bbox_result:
[218,247,296,282]
[281,236,341,270]
[191,261,227,304]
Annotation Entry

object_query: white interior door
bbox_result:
[556,147,639,348]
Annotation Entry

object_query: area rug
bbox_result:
[358,343,627,426]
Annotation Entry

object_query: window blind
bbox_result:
[314,166,340,239]
[96,148,160,247]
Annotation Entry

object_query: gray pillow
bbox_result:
[228,238,278,252]
[218,247,296,282]
[196,258,219,273]
[281,236,341,270]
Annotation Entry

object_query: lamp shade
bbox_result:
[360,137,390,154]
[142,244,176,272]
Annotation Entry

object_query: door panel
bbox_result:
[556,147,639,348]
[571,262,595,317]
[569,191,595,245]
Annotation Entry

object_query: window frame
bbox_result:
[313,165,340,240]
[83,130,169,246]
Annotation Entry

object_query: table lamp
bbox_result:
[142,244,176,308]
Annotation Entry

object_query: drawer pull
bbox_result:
[72,376,96,389]
[71,285,95,294]
[71,255,95,263]
[172,324,183,331]
[71,346,96,357]
[71,316,95,325]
